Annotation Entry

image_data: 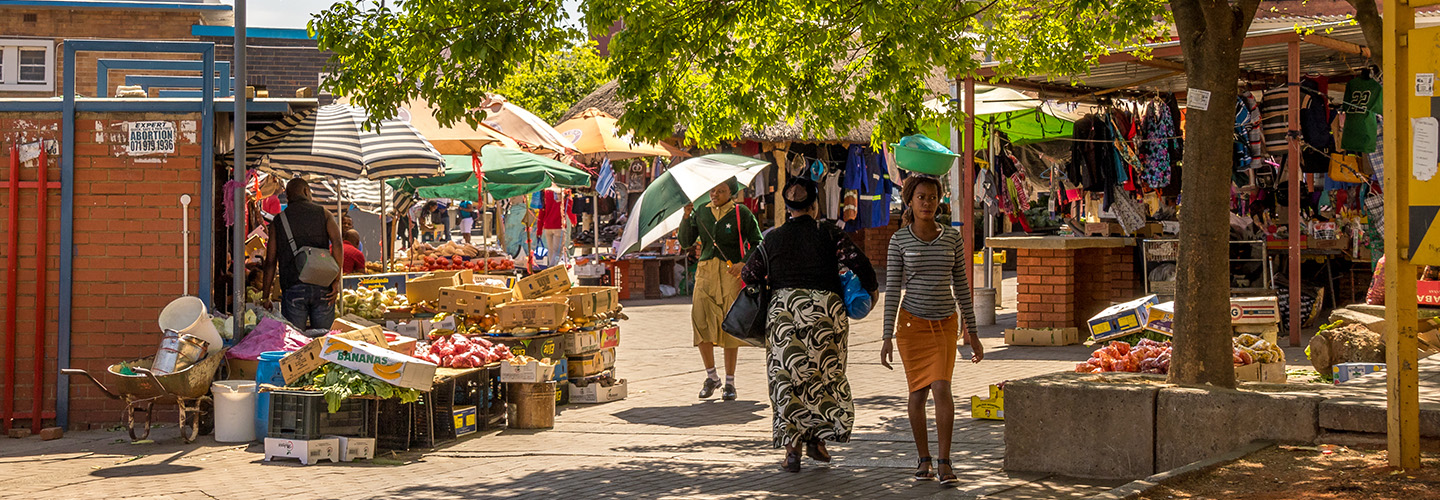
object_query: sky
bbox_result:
[229,0,583,30]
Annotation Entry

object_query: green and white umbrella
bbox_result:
[615,154,770,256]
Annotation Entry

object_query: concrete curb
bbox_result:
[1083,440,1274,500]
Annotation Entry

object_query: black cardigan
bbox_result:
[740,215,878,296]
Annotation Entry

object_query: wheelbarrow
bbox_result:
[61,348,227,442]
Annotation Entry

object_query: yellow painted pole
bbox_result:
[1383,0,1420,469]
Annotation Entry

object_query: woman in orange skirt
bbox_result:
[880,176,983,485]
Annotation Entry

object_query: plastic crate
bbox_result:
[480,364,505,430]
[376,398,413,451]
[266,390,377,440]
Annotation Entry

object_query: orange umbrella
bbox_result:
[400,98,520,155]
[554,107,673,160]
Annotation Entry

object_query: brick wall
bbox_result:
[0,7,210,98]
[850,216,900,274]
[0,111,204,429]
[1016,249,1078,328]
[203,36,334,100]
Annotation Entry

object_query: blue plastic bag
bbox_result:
[840,270,872,320]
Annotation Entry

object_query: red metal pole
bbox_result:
[4,145,18,433]
[32,148,47,432]
[1287,41,1302,347]
[963,78,977,289]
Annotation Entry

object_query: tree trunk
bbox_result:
[1344,0,1383,65]
[1166,0,1262,388]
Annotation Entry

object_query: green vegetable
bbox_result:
[291,364,422,413]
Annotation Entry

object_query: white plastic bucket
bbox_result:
[973,287,997,326]
[212,380,257,442]
[159,296,221,354]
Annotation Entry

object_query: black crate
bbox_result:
[376,398,413,451]
[267,390,377,440]
[479,364,505,430]
[410,391,442,449]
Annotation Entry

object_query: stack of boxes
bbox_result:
[1230,296,1285,383]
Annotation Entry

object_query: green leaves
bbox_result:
[310,0,1169,146]
[296,364,421,413]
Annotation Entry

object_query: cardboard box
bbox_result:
[498,358,556,383]
[515,266,573,299]
[563,329,602,356]
[1420,281,1440,306]
[386,337,417,357]
[452,405,478,437]
[279,328,393,384]
[343,272,426,293]
[386,320,428,339]
[1004,328,1080,346]
[429,315,458,334]
[970,384,1004,420]
[331,317,385,343]
[263,437,339,465]
[497,298,570,330]
[490,333,562,361]
[330,436,376,462]
[226,358,258,381]
[438,284,515,316]
[569,379,627,404]
[1143,301,1176,337]
[598,326,619,349]
[1230,296,1280,324]
[555,376,570,405]
[318,337,438,391]
[1235,362,1287,383]
[1087,295,1160,342]
[406,272,464,303]
[564,286,620,318]
[1333,362,1385,383]
[567,348,616,378]
[1233,323,1280,345]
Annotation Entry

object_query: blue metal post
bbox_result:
[56,42,76,430]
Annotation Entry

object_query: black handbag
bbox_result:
[722,244,769,348]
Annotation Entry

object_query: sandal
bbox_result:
[936,458,959,485]
[913,457,935,481]
[805,438,831,463]
[781,447,802,473]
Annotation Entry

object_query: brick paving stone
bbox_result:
[0,276,1133,499]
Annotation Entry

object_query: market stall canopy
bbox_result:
[386,157,474,195]
[223,104,445,180]
[615,154,770,256]
[401,98,521,155]
[479,94,578,155]
[918,85,1080,147]
[554,107,671,160]
[417,145,592,201]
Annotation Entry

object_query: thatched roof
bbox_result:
[560,72,952,145]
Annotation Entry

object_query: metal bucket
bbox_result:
[153,330,182,375]
[175,334,209,371]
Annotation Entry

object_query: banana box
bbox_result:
[1087,295,1160,342]
[318,336,437,391]
[970,384,1004,420]
[1142,301,1176,337]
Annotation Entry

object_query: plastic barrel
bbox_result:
[974,287,997,326]
[212,380,257,442]
[254,351,288,439]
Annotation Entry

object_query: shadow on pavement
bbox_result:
[381,458,959,500]
[90,463,202,477]
[612,401,768,428]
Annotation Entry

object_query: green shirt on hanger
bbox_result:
[1341,77,1383,153]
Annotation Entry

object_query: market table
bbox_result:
[987,236,1140,332]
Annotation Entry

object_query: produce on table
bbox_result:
[364,261,385,274]
[1074,339,1173,374]
[292,364,422,412]
[413,333,514,368]
[1234,333,1284,366]
[391,242,515,272]
[341,287,409,321]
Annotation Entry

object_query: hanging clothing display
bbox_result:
[1259,86,1291,155]
[844,145,867,191]
[822,171,843,221]
[1067,114,1114,192]
[1299,77,1336,173]
[1341,74,1382,153]
[1139,99,1175,188]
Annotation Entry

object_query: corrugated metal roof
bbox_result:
[990,21,1371,97]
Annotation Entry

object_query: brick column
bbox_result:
[1015,248,1078,329]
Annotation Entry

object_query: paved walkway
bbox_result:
[0,276,1131,499]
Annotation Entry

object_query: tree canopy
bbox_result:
[491,41,609,124]
[310,0,1169,145]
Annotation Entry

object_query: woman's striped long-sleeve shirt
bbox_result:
[882,225,979,339]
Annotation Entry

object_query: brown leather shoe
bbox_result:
[805,439,831,462]
[781,447,801,473]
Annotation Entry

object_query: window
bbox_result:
[0,40,54,92]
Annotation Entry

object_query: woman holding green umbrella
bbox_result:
[678,180,762,401]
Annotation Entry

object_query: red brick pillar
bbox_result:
[1015,248,1078,329]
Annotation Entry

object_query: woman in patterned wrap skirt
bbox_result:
[741,176,878,473]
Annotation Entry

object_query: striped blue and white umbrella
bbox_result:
[256,104,444,180]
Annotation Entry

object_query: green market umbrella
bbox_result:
[615,154,770,256]
[416,145,591,201]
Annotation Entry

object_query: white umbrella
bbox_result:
[614,154,770,256]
